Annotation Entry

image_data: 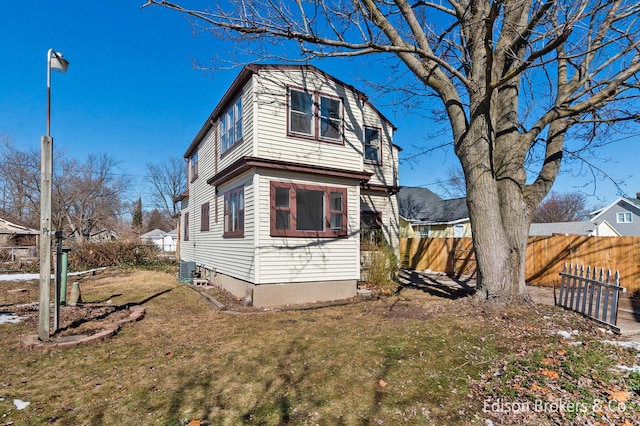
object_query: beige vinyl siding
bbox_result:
[363,106,397,187]
[180,126,217,263]
[361,191,400,250]
[255,170,360,284]
[206,172,255,282]
[253,69,363,172]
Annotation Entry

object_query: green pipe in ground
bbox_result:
[60,251,68,304]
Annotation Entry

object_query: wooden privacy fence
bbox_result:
[556,263,624,333]
[400,235,640,293]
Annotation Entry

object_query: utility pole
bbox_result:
[38,136,52,340]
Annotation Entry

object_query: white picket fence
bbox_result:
[556,263,626,333]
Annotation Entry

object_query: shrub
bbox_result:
[66,240,175,272]
[360,243,400,295]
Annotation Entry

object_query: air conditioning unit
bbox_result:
[178,261,196,281]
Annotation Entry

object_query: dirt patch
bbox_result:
[11,303,132,337]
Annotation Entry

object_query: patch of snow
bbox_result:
[616,364,640,373]
[556,330,579,340]
[601,340,640,351]
[0,313,23,324]
[13,399,30,410]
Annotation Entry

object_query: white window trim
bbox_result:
[616,212,633,223]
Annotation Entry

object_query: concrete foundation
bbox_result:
[204,268,357,308]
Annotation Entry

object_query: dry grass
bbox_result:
[0,269,637,425]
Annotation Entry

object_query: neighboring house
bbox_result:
[88,229,119,243]
[0,213,39,260]
[529,221,620,237]
[398,187,471,238]
[588,194,640,236]
[177,64,400,307]
[141,229,177,252]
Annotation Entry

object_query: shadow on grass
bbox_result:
[54,288,174,335]
[399,269,475,300]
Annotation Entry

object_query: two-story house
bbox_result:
[588,193,640,236]
[176,64,400,307]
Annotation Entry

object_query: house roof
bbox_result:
[529,221,619,237]
[141,229,168,239]
[141,229,178,239]
[0,212,39,235]
[184,64,399,158]
[589,195,640,221]
[398,187,469,224]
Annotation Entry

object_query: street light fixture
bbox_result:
[39,49,69,341]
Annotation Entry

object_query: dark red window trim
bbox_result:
[183,212,190,241]
[223,186,245,238]
[200,202,210,231]
[270,181,348,238]
[287,86,345,145]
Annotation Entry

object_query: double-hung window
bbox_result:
[221,97,243,154]
[289,89,314,137]
[270,182,347,237]
[189,150,198,182]
[617,212,633,223]
[319,95,342,141]
[288,88,343,143]
[224,187,244,237]
[364,127,381,164]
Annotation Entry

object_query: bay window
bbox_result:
[270,182,347,237]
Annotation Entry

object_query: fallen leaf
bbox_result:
[188,419,201,426]
[530,383,546,392]
[165,351,174,357]
[608,390,630,403]
[379,379,388,388]
[541,358,558,366]
[556,349,566,356]
[540,369,559,379]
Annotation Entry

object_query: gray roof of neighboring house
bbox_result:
[141,229,178,239]
[398,187,469,223]
[529,221,603,236]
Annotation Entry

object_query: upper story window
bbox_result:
[189,150,198,182]
[270,181,347,238]
[364,127,381,164]
[221,97,243,154]
[289,89,314,137]
[288,88,343,143]
[224,186,244,238]
[617,212,633,223]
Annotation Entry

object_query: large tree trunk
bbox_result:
[457,114,534,306]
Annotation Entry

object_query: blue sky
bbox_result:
[2,1,639,210]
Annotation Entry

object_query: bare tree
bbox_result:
[145,0,640,306]
[0,135,41,225]
[144,209,174,233]
[439,166,467,199]
[0,137,130,241]
[146,157,186,218]
[53,154,130,242]
[532,191,588,223]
